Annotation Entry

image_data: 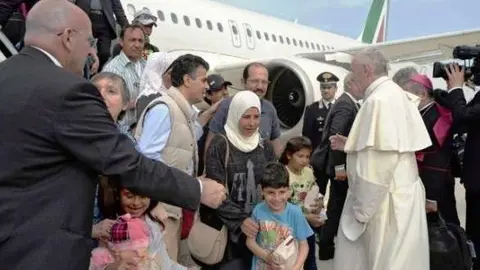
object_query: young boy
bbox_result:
[246,162,313,270]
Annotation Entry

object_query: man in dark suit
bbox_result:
[311,72,362,260]
[303,71,338,195]
[74,0,129,70]
[0,2,225,269]
[443,64,480,269]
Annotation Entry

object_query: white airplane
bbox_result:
[1,0,477,143]
[119,0,480,143]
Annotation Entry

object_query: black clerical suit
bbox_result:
[416,102,460,225]
[302,100,332,193]
[75,0,128,70]
[0,47,201,270]
[443,87,480,269]
[311,92,359,260]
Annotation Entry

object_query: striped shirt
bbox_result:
[102,51,146,129]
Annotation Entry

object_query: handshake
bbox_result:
[198,176,228,209]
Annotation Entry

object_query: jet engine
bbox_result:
[214,57,349,144]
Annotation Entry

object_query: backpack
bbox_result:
[428,212,475,270]
[446,222,475,270]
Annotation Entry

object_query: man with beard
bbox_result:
[205,62,283,157]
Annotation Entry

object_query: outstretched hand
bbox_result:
[329,134,348,151]
[199,176,227,209]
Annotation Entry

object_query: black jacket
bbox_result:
[311,93,359,183]
[75,0,128,35]
[0,47,201,269]
[443,88,480,191]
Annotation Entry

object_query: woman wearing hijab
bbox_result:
[136,52,175,122]
[199,91,276,269]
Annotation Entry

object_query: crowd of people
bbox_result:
[0,0,479,270]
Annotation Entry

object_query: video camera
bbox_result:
[433,45,480,85]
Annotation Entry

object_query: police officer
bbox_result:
[303,71,338,197]
[302,71,339,150]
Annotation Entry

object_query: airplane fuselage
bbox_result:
[121,0,364,64]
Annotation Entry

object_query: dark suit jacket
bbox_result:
[446,88,480,191]
[311,93,359,179]
[0,47,200,269]
[302,101,330,150]
[76,0,128,35]
[417,103,454,201]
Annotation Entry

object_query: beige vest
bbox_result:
[135,87,198,218]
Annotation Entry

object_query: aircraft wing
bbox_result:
[297,28,480,65]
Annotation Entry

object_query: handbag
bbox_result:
[272,235,298,269]
[427,212,465,270]
[188,134,230,265]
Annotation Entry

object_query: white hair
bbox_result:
[355,47,389,76]
[392,67,419,88]
[343,72,354,92]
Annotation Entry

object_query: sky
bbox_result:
[211,0,479,41]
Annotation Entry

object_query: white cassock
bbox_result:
[333,76,432,270]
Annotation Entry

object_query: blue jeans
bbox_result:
[304,233,317,270]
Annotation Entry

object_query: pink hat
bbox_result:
[108,213,150,251]
[410,74,433,90]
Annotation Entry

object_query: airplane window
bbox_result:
[207,20,213,30]
[183,16,190,26]
[171,13,178,24]
[157,10,165,21]
[310,42,315,49]
[232,25,238,34]
[279,36,284,44]
[246,28,252,37]
[217,22,223,32]
[293,38,297,46]
[322,45,326,50]
[195,18,202,28]
[316,43,320,50]
[272,34,277,42]
[264,32,269,41]
[256,30,261,39]
[286,37,290,45]
[299,40,303,47]
[305,41,309,48]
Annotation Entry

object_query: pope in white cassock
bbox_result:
[330,48,432,270]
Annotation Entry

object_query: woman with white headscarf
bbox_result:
[198,91,276,270]
[136,52,175,122]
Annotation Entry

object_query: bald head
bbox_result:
[354,48,389,77]
[25,0,90,40]
[24,0,93,75]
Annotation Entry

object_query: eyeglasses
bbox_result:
[247,79,270,86]
[57,28,97,48]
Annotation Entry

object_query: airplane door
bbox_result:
[242,23,255,50]
[228,20,242,48]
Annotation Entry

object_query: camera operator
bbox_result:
[443,63,480,268]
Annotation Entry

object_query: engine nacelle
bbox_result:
[214,57,349,144]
